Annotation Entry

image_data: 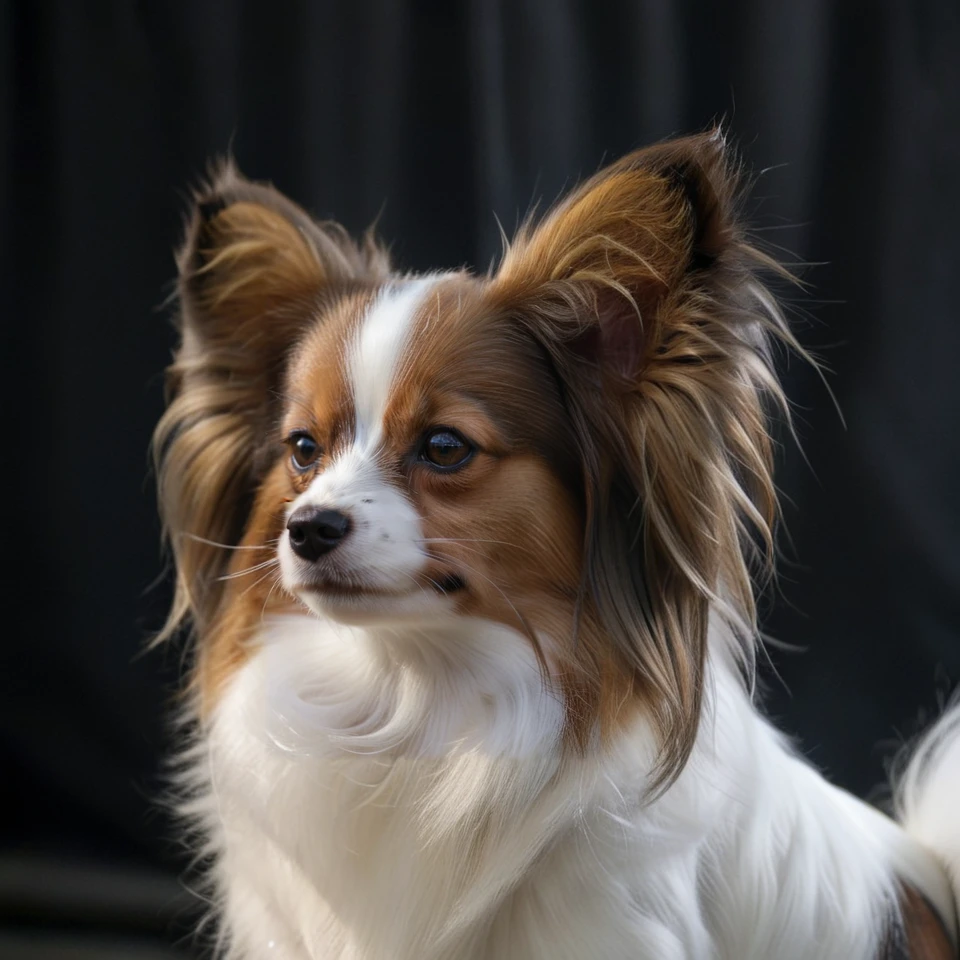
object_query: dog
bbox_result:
[154,130,959,959]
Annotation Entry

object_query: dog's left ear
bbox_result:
[492,130,737,381]
[492,131,788,789]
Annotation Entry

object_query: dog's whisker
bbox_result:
[237,564,284,600]
[182,533,281,552]
[258,573,286,622]
[415,537,521,548]
[217,557,280,581]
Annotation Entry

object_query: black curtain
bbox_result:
[3,0,959,947]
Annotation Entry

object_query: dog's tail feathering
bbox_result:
[897,700,960,928]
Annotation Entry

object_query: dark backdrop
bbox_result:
[3,0,959,952]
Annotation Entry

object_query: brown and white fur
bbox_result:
[155,131,960,959]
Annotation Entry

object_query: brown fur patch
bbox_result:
[283,289,376,460]
[193,291,379,711]
[195,464,297,710]
[879,886,955,959]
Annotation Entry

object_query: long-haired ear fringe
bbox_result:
[492,129,805,791]
[153,163,390,650]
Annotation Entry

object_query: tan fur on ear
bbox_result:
[154,163,389,651]
[191,201,328,319]
[182,161,389,328]
[499,164,690,303]
[492,130,800,791]
[496,132,735,332]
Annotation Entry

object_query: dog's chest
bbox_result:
[204,654,461,920]
[196,634,714,960]
[202,731,693,959]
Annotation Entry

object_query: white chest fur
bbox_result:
[187,614,947,960]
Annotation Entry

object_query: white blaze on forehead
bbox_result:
[348,276,442,448]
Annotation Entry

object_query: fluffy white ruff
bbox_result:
[181,614,957,959]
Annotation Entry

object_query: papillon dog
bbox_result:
[155,131,959,959]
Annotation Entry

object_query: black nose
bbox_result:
[286,507,352,562]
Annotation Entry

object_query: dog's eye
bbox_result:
[288,432,321,470]
[420,428,473,471]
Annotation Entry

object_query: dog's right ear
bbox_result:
[156,163,389,645]
[178,160,388,368]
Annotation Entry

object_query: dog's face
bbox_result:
[157,131,788,782]
[274,275,583,632]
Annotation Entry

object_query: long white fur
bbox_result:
[187,615,958,959]
[184,282,960,959]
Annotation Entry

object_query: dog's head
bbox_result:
[156,131,791,785]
